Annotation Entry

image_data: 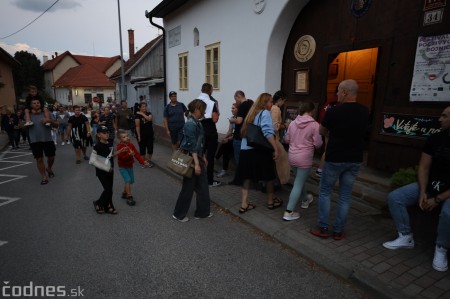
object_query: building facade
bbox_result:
[148,0,450,171]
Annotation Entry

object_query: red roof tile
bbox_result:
[42,51,77,71]
[53,64,115,88]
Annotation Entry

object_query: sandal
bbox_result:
[106,206,118,215]
[267,197,283,210]
[47,169,55,178]
[127,198,136,206]
[93,201,104,214]
[121,192,128,199]
[40,179,49,185]
[239,203,256,214]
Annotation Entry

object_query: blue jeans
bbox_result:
[233,139,242,164]
[286,167,311,211]
[318,162,361,233]
[387,182,450,248]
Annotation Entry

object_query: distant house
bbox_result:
[42,52,121,107]
[110,30,164,124]
[0,47,20,109]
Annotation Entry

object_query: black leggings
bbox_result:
[96,172,114,209]
[138,135,154,156]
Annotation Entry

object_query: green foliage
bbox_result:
[391,166,417,188]
[12,50,44,99]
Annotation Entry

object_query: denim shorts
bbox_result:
[169,127,184,144]
[119,167,135,184]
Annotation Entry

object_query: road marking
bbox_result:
[0,152,32,160]
[0,175,27,185]
[0,241,8,247]
[0,196,20,207]
[0,161,32,171]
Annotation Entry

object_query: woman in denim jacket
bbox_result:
[172,99,212,222]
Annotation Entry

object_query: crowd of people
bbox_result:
[1,79,449,273]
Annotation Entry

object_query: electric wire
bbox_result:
[0,0,60,39]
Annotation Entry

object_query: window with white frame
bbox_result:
[205,43,220,89]
[178,52,188,90]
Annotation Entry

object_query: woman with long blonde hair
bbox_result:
[235,93,283,213]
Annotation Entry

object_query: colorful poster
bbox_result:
[381,113,441,138]
[410,34,450,102]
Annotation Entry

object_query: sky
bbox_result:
[0,0,163,62]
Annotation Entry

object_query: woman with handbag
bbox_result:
[172,99,212,222]
[235,93,282,213]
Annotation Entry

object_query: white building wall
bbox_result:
[162,0,309,133]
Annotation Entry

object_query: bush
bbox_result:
[390,166,417,188]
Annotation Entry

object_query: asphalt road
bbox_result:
[0,142,370,298]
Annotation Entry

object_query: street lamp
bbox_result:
[117,0,126,103]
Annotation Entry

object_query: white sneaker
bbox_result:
[61,142,65,145]
[301,193,314,209]
[432,245,448,272]
[283,211,300,221]
[209,180,222,187]
[66,141,71,144]
[382,233,415,250]
[172,215,189,222]
[217,169,228,178]
[24,121,34,126]
[195,212,213,219]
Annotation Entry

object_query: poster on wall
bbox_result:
[381,113,441,138]
[410,34,450,102]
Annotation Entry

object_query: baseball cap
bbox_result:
[169,91,177,97]
[97,126,109,133]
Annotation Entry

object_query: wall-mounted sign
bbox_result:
[294,35,316,63]
[284,106,299,123]
[294,68,310,94]
[410,34,450,102]
[423,0,447,11]
[168,26,181,48]
[424,9,444,25]
[351,0,372,18]
[381,113,441,138]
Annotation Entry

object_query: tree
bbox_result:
[12,51,44,99]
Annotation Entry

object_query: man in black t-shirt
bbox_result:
[99,105,116,147]
[198,83,221,187]
[382,106,450,272]
[311,79,369,240]
[66,105,91,164]
[229,90,253,164]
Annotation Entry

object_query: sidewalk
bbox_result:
[150,137,450,299]
[1,132,449,298]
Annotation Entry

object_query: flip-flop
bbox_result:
[239,203,256,214]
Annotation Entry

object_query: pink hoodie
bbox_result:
[285,115,323,168]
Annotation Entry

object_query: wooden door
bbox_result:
[327,48,378,110]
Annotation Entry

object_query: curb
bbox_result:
[154,157,401,299]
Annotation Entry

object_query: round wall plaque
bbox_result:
[294,35,316,62]
[253,0,266,14]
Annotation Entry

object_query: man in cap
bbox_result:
[163,91,188,151]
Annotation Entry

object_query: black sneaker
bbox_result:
[310,226,330,238]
